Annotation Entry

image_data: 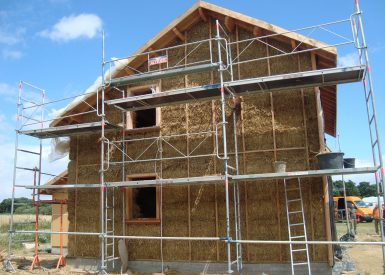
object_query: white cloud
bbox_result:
[2,49,23,60]
[0,27,25,45]
[0,82,17,102]
[338,52,359,67]
[39,13,102,42]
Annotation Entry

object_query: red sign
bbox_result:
[148,55,168,66]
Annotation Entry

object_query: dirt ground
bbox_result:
[336,221,384,275]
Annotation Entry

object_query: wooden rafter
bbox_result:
[253,26,263,37]
[198,7,208,22]
[173,27,186,42]
[224,16,235,33]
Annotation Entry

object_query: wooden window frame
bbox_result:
[125,85,161,134]
[125,173,160,225]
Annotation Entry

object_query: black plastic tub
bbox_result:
[343,158,356,168]
[316,152,344,169]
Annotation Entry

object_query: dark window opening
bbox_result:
[135,108,156,128]
[132,187,157,219]
[127,87,158,130]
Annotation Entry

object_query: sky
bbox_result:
[0,0,384,201]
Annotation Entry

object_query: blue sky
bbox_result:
[0,0,384,201]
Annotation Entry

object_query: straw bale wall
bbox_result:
[66,17,330,265]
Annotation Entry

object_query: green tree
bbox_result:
[332,180,360,196]
[0,197,51,215]
[357,181,377,197]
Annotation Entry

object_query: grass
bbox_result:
[335,220,380,242]
[0,214,51,252]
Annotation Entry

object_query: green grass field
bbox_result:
[0,214,51,252]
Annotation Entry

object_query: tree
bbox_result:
[357,181,377,197]
[0,197,51,215]
[332,180,360,196]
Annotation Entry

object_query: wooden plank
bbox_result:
[200,2,337,55]
[198,7,208,22]
[224,16,235,33]
[74,136,79,256]
[253,26,263,37]
[173,27,186,42]
[266,37,282,262]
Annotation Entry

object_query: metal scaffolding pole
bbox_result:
[4,81,23,273]
[99,31,107,275]
[232,97,243,273]
[216,20,232,275]
[353,0,385,270]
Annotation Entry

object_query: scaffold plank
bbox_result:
[20,166,378,190]
[106,65,365,111]
[19,121,120,139]
[107,63,220,86]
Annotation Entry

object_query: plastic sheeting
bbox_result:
[48,137,70,162]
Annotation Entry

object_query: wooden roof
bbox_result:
[50,1,337,136]
[39,170,68,195]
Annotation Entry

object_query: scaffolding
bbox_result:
[4,1,385,274]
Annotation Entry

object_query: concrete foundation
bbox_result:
[66,257,332,274]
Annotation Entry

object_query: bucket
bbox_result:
[343,158,356,168]
[316,152,344,169]
[273,161,287,173]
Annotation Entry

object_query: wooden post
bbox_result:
[312,52,333,266]
[75,136,79,256]
[184,29,192,261]
[266,39,282,262]
[295,43,315,260]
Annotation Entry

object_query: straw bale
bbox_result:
[77,134,100,165]
[162,159,188,179]
[237,27,269,79]
[298,52,313,71]
[77,165,99,184]
[162,240,189,261]
[187,102,213,134]
[162,186,189,260]
[190,240,217,261]
[242,180,281,262]
[268,38,298,75]
[308,177,328,260]
[273,90,305,149]
[244,152,275,174]
[276,150,307,171]
[161,137,188,159]
[69,137,77,161]
[189,157,216,177]
[242,93,273,151]
[105,105,122,125]
[125,160,157,176]
[161,105,186,135]
[186,21,211,88]
[126,224,160,259]
[162,39,186,92]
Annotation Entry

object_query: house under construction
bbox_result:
[5,1,385,275]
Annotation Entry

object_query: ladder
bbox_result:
[351,1,385,267]
[104,185,117,269]
[284,178,311,275]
